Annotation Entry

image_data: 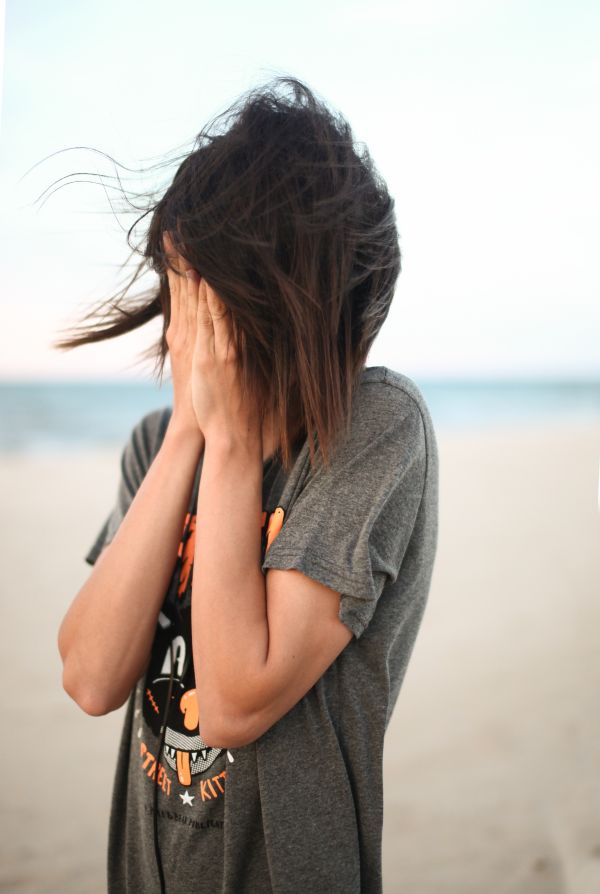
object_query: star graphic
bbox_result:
[179,790,195,807]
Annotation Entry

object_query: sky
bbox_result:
[0,0,598,381]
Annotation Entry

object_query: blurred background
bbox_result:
[1,1,599,892]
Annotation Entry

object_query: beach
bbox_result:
[1,419,599,893]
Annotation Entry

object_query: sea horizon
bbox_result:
[1,376,599,454]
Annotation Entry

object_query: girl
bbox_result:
[56,76,439,894]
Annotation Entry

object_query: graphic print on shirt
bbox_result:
[139,504,285,798]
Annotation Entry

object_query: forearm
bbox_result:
[58,423,204,715]
[192,436,269,740]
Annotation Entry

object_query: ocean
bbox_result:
[0,376,598,454]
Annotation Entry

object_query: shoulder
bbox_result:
[354,366,438,481]
[358,365,429,416]
[354,366,432,439]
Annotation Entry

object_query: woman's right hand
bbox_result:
[163,231,205,448]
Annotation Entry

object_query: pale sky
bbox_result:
[0,0,598,381]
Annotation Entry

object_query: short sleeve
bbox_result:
[84,407,171,566]
[261,393,428,640]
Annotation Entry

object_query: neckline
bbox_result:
[261,366,386,469]
[263,427,306,471]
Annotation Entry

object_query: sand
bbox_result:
[0,419,599,893]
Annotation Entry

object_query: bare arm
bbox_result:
[57,423,204,716]
[58,230,205,717]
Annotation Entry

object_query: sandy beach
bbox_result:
[1,419,599,894]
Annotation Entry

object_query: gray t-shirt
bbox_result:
[85,365,439,893]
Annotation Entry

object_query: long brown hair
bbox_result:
[47,76,401,473]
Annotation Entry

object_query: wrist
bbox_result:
[203,430,262,470]
[163,417,205,453]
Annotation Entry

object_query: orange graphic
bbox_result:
[200,771,227,802]
[161,688,210,787]
[174,689,199,786]
[180,689,199,730]
[140,740,227,801]
[146,687,160,714]
[177,512,197,597]
[140,741,172,796]
[265,507,285,553]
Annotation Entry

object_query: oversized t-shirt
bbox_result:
[84,364,439,894]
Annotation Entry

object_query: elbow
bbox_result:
[63,682,111,717]
[202,712,258,750]
[196,685,254,749]
[202,726,247,750]
[75,691,112,717]
[61,663,122,717]
[57,617,71,665]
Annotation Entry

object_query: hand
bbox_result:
[186,266,262,454]
[163,231,204,446]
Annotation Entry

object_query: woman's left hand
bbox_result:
[184,268,262,452]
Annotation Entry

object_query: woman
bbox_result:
[56,76,439,894]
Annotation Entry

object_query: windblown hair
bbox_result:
[48,76,401,473]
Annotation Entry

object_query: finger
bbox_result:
[163,230,183,268]
[163,231,187,278]
[167,265,183,333]
[164,232,192,341]
[196,277,215,359]
[162,232,180,331]
[205,282,232,360]
[162,230,173,256]
[166,268,180,334]
[163,231,182,275]
[184,267,199,342]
